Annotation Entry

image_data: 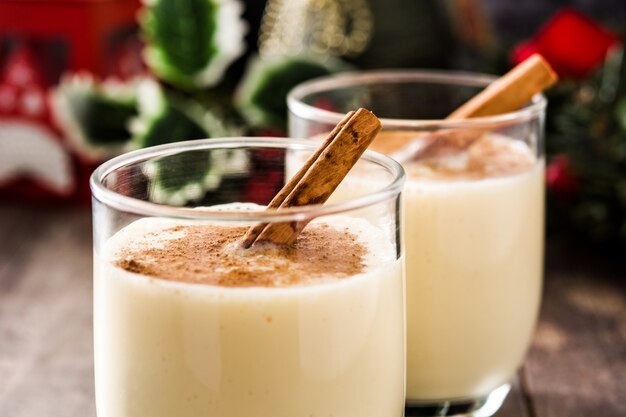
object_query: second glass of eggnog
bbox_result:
[288,71,546,416]
[91,137,406,417]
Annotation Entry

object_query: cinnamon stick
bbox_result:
[392,54,558,161]
[241,111,355,247]
[242,108,381,248]
[447,54,557,119]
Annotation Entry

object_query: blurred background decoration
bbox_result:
[1,0,626,248]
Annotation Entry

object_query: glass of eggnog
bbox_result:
[288,71,546,416]
[90,137,406,417]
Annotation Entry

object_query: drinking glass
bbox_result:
[90,137,405,417]
[289,71,546,416]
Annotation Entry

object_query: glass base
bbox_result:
[405,383,511,417]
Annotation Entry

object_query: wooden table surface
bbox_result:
[1,204,624,417]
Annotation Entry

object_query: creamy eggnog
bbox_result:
[94,206,404,417]
[322,132,543,401]
[401,135,542,401]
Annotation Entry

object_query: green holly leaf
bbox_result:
[130,79,233,148]
[235,55,348,130]
[134,101,210,148]
[51,74,139,161]
[146,147,249,205]
[131,79,247,205]
[155,151,210,193]
[140,0,246,90]
[148,150,212,205]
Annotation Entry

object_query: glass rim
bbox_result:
[90,137,405,222]
[287,69,547,129]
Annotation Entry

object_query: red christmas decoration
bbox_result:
[0,0,142,204]
[311,96,338,113]
[546,154,578,197]
[0,44,74,199]
[511,9,621,79]
[244,170,284,205]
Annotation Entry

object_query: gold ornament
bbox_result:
[259,0,373,59]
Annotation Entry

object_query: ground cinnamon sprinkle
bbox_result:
[115,223,367,287]
[402,133,535,180]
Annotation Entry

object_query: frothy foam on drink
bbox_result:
[412,135,535,180]
[378,131,536,180]
[107,204,394,288]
